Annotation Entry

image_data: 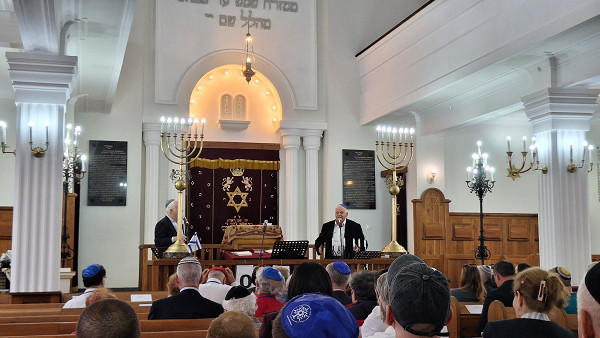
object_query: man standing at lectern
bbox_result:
[155,199,186,249]
[315,204,365,259]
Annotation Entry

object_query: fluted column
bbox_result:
[303,130,323,244]
[142,123,161,245]
[523,87,597,283]
[7,52,77,292]
[280,131,301,240]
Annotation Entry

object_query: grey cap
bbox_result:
[387,254,426,287]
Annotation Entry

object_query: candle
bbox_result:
[409,128,414,143]
[534,144,538,158]
[45,121,49,143]
[0,121,6,143]
[180,118,185,133]
[201,118,206,135]
[569,141,573,161]
[392,128,397,142]
[472,153,477,167]
[522,136,527,152]
[387,127,391,142]
[160,116,165,133]
[589,145,594,163]
[466,167,472,181]
[28,121,33,142]
[490,167,495,181]
[194,118,199,135]
[167,117,172,132]
[506,136,511,152]
[477,140,482,155]
[582,141,588,162]
[376,126,380,142]
[81,154,87,172]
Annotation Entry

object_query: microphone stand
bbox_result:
[259,221,267,260]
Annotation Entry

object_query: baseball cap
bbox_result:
[389,262,450,336]
[82,264,102,278]
[585,262,600,304]
[281,293,359,338]
[333,261,351,275]
[387,254,425,287]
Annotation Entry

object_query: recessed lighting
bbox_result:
[272,118,277,122]
[190,99,195,103]
[272,105,277,110]
[265,91,270,95]
[197,86,202,90]
[255,79,259,84]
[209,75,213,80]
[224,71,229,75]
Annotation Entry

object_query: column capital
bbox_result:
[281,133,301,149]
[523,87,598,133]
[302,130,323,150]
[142,122,161,146]
[7,52,78,104]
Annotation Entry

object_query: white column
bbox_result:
[280,131,301,241]
[142,123,161,245]
[302,130,323,243]
[523,87,597,283]
[7,52,77,292]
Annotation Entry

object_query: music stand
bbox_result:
[353,251,382,259]
[151,247,164,259]
[270,240,309,259]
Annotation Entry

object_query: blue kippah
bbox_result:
[263,267,284,281]
[333,261,351,275]
[82,264,101,278]
[338,204,347,209]
[281,293,359,338]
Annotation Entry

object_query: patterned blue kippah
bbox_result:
[333,261,351,275]
[263,267,284,281]
[281,293,359,338]
[82,264,101,278]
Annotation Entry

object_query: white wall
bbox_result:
[589,120,600,254]
[0,99,16,206]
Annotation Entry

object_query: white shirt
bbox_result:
[361,306,388,337]
[364,325,395,338]
[62,288,97,308]
[198,278,232,304]
[332,220,346,257]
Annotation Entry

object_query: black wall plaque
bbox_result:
[87,140,128,206]
[342,149,376,209]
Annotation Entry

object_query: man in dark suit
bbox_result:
[148,257,223,319]
[154,199,186,249]
[326,261,352,305]
[477,260,516,333]
[315,204,365,259]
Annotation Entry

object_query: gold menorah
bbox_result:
[160,116,206,258]
[375,126,414,256]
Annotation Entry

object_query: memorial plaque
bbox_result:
[342,149,376,209]
[87,140,128,206]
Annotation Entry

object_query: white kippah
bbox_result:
[178,256,200,266]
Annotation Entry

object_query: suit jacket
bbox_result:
[478,279,515,333]
[483,318,576,338]
[154,215,177,249]
[332,289,352,306]
[148,288,224,320]
[315,219,365,258]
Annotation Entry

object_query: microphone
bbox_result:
[259,220,268,260]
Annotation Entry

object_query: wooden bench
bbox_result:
[1,330,208,338]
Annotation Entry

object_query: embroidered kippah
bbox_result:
[178,256,200,266]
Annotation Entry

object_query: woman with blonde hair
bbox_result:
[482,267,575,337]
[451,264,485,302]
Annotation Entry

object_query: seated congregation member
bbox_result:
[477,260,516,333]
[326,261,352,305]
[77,299,140,338]
[385,257,452,338]
[272,293,359,338]
[578,262,600,338]
[275,266,290,303]
[517,262,531,273]
[199,266,235,304]
[482,267,575,338]
[85,287,117,306]
[207,310,258,338]
[549,266,577,314]
[64,264,106,308]
[347,269,379,324]
[259,262,333,338]
[315,204,365,259]
[451,263,484,302]
[166,272,179,296]
[223,285,258,317]
[478,265,497,293]
[148,256,223,319]
[361,272,394,338]
[255,267,285,317]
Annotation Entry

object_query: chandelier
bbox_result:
[242,24,256,83]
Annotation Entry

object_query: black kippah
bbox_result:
[225,285,251,300]
[585,262,600,304]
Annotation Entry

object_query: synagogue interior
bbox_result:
[0,0,599,301]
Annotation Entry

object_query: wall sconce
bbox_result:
[29,121,50,158]
[0,121,15,155]
[506,136,547,180]
[567,141,594,173]
[427,169,437,183]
